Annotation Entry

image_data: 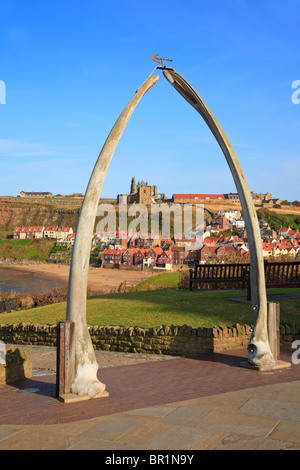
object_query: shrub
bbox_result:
[177,270,190,290]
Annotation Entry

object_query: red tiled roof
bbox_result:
[124,248,140,255]
[173,194,224,200]
[150,247,163,254]
[104,248,125,255]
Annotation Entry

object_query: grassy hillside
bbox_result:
[0,288,299,328]
[0,239,56,261]
[135,272,182,291]
[257,208,300,231]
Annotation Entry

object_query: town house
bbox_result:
[199,246,217,261]
[156,250,173,268]
[13,227,22,239]
[103,248,124,265]
[172,246,187,265]
[56,227,74,240]
[122,248,147,266]
[134,235,154,249]
[19,227,28,239]
[44,226,59,239]
[185,248,201,264]
[203,237,219,247]
[211,215,230,231]
[146,247,163,266]
[215,245,235,257]
[25,226,45,239]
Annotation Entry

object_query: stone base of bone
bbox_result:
[70,363,106,398]
[58,390,109,403]
[240,360,291,372]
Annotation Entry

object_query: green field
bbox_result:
[1,287,299,328]
[135,271,182,291]
[0,239,56,261]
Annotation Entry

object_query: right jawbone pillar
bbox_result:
[163,69,275,368]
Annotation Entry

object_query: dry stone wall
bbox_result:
[1,321,299,355]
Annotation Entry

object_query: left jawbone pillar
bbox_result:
[66,74,159,397]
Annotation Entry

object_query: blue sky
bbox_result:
[0,0,299,200]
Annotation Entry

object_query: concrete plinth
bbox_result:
[58,390,109,404]
[240,360,291,372]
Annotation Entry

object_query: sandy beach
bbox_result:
[0,262,152,295]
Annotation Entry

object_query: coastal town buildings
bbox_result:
[12,183,299,270]
[11,219,300,269]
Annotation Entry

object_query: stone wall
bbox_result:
[280,322,300,347]
[0,347,32,384]
[0,321,299,356]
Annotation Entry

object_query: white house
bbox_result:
[231,218,245,229]
[218,209,241,222]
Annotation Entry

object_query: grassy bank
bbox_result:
[0,288,299,328]
[0,239,56,261]
[135,271,182,291]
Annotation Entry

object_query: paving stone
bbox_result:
[196,410,279,437]
[238,380,300,404]
[169,393,248,412]
[78,416,141,441]
[160,406,211,427]
[236,398,300,421]
[115,418,170,446]
[0,428,67,450]
[66,436,142,450]
[198,431,230,450]
[123,404,177,418]
[142,424,221,450]
[268,419,300,444]
[0,425,20,443]
[215,434,300,450]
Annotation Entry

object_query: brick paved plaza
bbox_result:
[0,346,299,450]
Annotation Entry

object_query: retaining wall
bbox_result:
[0,321,299,355]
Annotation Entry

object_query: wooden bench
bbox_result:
[247,260,300,300]
[189,263,250,291]
[189,261,300,298]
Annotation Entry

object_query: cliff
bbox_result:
[0,198,81,234]
[0,197,213,238]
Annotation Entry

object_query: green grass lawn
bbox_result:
[1,287,299,329]
[135,271,182,291]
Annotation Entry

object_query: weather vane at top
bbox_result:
[150,54,173,69]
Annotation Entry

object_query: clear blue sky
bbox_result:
[0,0,299,200]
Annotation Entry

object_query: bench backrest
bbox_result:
[191,261,300,287]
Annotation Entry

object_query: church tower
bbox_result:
[130,177,136,194]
